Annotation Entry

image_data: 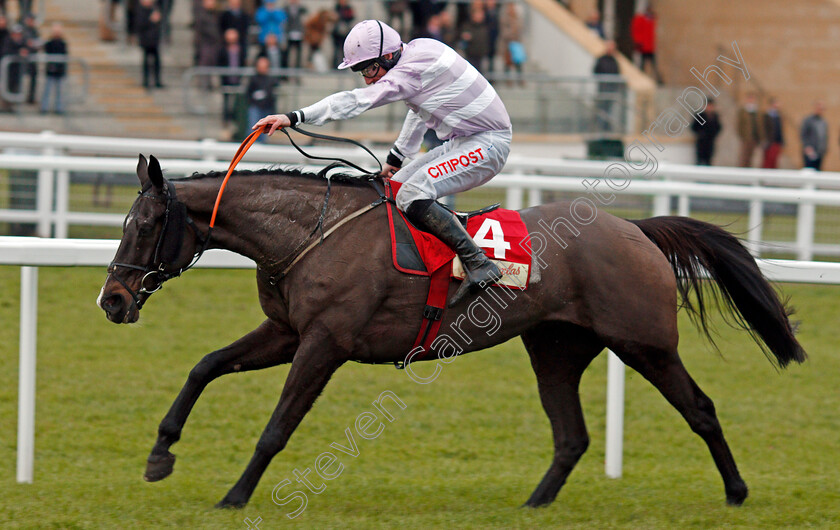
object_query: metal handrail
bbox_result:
[0,53,90,105]
[181,65,629,134]
[182,66,339,115]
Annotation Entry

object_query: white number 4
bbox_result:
[473,218,510,259]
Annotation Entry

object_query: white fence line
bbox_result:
[3,132,840,258]
[4,236,840,483]
[4,130,840,185]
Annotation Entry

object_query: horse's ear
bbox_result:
[148,155,164,190]
[137,154,150,188]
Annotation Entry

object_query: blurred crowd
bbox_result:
[182,0,527,129]
[184,0,528,83]
[726,94,828,171]
[2,1,830,172]
[0,5,68,114]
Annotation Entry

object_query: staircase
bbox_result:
[0,0,196,139]
[63,0,192,138]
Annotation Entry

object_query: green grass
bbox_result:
[0,267,839,529]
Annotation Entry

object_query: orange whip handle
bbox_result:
[209,125,268,228]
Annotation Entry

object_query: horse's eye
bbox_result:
[138,224,154,237]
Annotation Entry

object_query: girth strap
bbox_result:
[400,264,451,368]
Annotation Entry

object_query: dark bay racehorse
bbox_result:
[98,155,806,509]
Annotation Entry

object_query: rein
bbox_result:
[211,125,390,283]
[110,126,389,313]
[277,126,383,176]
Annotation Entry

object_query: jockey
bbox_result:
[253,20,512,307]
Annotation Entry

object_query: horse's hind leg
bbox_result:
[611,343,749,505]
[522,322,604,508]
[145,319,298,482]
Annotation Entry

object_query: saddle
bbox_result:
[390,200,501,274]
[383,180,533,365]
[384,180,532,288]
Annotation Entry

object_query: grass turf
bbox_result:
[0,266,838,528]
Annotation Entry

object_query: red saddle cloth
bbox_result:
[385,180,532,289]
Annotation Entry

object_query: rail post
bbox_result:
[505,173,524,210]
[17,266,38,483]
[605,350,625,478]
[796,182,816,261]
[747,184,764,257]
[36,131,56,237]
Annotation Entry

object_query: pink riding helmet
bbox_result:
[338,20,402,70]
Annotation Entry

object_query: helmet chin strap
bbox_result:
[374,20,401,72]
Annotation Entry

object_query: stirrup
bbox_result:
[448,260,502,307]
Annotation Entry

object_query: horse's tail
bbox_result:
[630,216,806,368]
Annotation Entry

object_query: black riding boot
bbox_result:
[407,200,502,307]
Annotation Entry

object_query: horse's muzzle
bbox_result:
[98,282,141,324]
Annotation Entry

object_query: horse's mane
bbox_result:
[179,167,372,186]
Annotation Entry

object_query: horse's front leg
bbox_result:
[216,329,347,508]
[145,318,298,482]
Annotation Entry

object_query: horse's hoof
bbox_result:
[144,451,176,482]
[215,497,247,509]
[521,497,551,509]
[726,483,749,506]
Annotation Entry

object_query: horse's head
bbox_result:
[98,155,202,323]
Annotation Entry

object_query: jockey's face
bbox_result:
[361,53,393,85]
[363,66,388,85]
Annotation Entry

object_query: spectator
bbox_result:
[1,24,27,107]
[41,22,68,115]
[136,0,164,89]
[384,0,408,38]
[255,0,286,45]
[420,11,454,44]
[0,14,8,113]
[762,97,785,169]
[100,0,120,42]
[0,16,9,115]
[304,9,335,72]
[631,5,662,84]
[585,10,604,39]
[284,0,307,69]
[411,0,446,40]
[459,6,490,74]
[1,1,33,20]
[454,1,471,30]
[800,100,828,170]
[246,55,277,143]
[258,32,283,70]
[158,0,176,42]
[331,0,355,68]
[736,93,764,167]
[0,14,9,50]
[220,0,251,57]
[484,0,500,75]
[217,27,245,123]
[194,0,222,79]
[593,40,621,132]
[126,0,139,45]
[498,2,524,85]
[22,12,39,104]
[691,98,722,166]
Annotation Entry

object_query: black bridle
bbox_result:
[107,128,382,312]
[108,178,209,311]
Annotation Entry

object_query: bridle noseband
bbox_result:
[108,178,209,311]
